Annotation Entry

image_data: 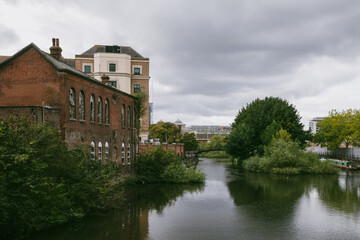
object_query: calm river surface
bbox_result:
[34,158,360,240]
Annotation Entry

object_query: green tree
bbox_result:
[149,122,180,143]
[225,123,254,160]
[0,116,124,238]
[183,132,198,151]
[314,109,360,149]
[226,97,307,159]
[207,135,226,150]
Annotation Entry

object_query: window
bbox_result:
[90,95,95,123]
[98,97,103,124]
[84,65,91,73]
[133,84,141,93]
[113,147,117,161]
[105,99,109,124]
[90,141,95,160]
[133,108,137,128]
[79,91,85,121]
[122,143,125,164]
[98,142,103,161]
[105,142,109,161]
[127,143,131,164]
[108,81,117,88]
[127,106,131,127]
[69,88,76,119]
[109,63,116,72]
[134,67,141,75]
[121,104,125,127]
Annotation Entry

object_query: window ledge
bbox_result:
[70,118,76,122]
[90,121,95,124]
[79,119,85,123]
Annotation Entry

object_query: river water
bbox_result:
[34,158,360,240]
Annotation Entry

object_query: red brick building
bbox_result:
[0,39,139,172]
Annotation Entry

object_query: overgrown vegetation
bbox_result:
[314,109,360,149]
[226,97,309,160]
[0,116,124,239]
[198,151,229,158]
[135,147,205,183]
[243,130,338,175]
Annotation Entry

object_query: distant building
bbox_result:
[72,44,150,142]
[182,125,232,142]
[309,117,324,135]
[174,119,186,130]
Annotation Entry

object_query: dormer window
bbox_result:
[109,63,116,72]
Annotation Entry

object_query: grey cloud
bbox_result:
[0,25,19,49]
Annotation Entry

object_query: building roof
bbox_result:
[77,45,144,58]
[0,43,135,99]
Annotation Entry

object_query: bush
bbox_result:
[0,116,124,239]
[198,151,229,158]
[136,147,205,183]
[243,138,338,175]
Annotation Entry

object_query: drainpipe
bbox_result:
[42,101,45,123]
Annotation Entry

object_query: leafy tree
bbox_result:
[149,122,180,143]
[225,123,254,160]
[314,109,360,149]
[0,116,124,239]
[226,97,307,159]
[207,135,226,150]
[183,132,198,151]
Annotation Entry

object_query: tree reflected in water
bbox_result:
[32,183,204,240]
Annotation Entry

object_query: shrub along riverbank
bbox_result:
[0,117,125,239]
[135,147,205,183]
[198,151,229,159]
[243,137,338,175]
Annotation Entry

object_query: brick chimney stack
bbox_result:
[49,38,62,60]
[101,74,110,84]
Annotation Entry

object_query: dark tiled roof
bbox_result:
[79,45,144,58]
[0,43,135,99]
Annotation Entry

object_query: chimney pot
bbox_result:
[49,38,62,60]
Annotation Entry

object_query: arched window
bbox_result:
[127,143,131,164]
[90,141,95,160]
[90,95,95,123]
[133,107,136,128]
[105,99,109,124]
[69,88,76,119]
[122,143,125,164]
[98,142,103,161]
[79,91,85,121]
[105,142,109,161]
[98,97,103,124]
[113,147,117,161]
[121,104,125,127]
[127,106,131,127]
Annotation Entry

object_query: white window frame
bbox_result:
[132,65,142,75]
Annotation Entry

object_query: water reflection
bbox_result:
[33,184,204,240]
[31,159,360,240]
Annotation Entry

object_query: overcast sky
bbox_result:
[1,0,360,128]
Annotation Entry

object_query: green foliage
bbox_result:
[135,147,205,183]
[198,151,229,158]
[227,97,307,159]
[0,116,124,239]
[207,135,226,150]
[225,123,254,160]
[183,132,198,151]
[243,134,338,175]
[133,90,148,119]
[314,109,360,149]
[150,122,180,144]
